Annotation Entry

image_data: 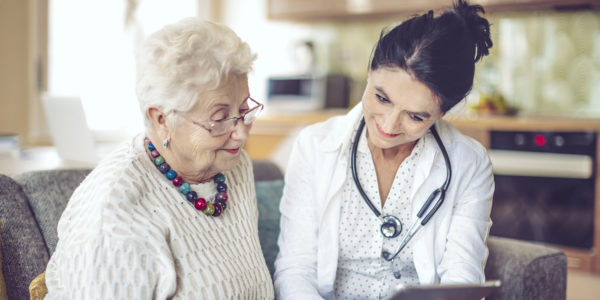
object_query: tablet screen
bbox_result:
[386,280,501,300]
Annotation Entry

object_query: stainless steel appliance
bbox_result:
[488,130,596,250]
[266,74,350,111]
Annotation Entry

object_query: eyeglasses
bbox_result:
[176,96,264,137]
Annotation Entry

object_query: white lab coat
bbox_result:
[274,103,495,300]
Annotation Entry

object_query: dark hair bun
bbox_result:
[454,0,493,62]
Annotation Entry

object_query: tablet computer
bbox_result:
[386,280,501,300]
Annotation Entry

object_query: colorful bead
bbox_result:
[215,200,227,211]
[166,170,177,180]
[194,198,207,210]
[216,192,228,202]
[159,162,170,174]
[173,176,183,187]
[214,173,226,183]
[145,137,228,217]
[179,183,190,194]
[213,203,223,217]
[204,203,215,215]
[186,191,198,203]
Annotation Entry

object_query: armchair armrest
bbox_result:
[485,236,567,300]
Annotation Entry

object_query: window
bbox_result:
[48,0,198,140]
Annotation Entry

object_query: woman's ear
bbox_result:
[147,107,168,133]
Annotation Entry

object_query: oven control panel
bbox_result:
[491,131,596,155]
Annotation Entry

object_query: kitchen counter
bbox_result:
[246,109,347,160]
[248,111,600,159]
[445,114,600,149]
[446,114,600,132]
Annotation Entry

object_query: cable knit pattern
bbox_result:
[44,134,274,299]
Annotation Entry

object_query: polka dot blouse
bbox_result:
[334,127,424,300]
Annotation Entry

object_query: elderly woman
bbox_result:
[44,18,274,299]
[274,1,494,299]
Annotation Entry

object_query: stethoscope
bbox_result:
[350,117,452,262]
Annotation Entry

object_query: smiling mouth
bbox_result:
[223,148,240,154]
[376,122,401,138]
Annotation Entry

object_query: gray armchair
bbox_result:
[485,236,566,299]
[1,162,566,300]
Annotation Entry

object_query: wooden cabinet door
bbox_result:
[368,0,450,15]
[268,0,347,20]
[267,0,450,20]
[267,0,600,20]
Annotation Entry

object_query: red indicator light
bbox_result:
[534,134,546,146]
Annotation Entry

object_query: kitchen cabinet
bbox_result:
[267,0,600,21]
[267,0,347,20]
[267,0,451,20]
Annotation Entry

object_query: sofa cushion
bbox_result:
[13,168,91,256]
[0,174,49,300]
[255,179,284,278]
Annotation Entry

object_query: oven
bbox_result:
[488,130,596,250]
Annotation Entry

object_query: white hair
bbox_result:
[136,18,256,129]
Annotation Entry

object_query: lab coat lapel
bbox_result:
[316,105,362,295]
[316,150,347,297]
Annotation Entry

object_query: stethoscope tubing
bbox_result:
[350,118,382,218]
[350,117,452,262]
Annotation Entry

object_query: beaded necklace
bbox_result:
[144,137,228,217]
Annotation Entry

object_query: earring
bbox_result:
[163,137,169,148]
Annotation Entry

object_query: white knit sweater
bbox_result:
[44,134,274,299]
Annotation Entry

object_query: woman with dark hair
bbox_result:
[274,1,494,299]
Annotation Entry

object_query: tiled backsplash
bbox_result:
[307,9,600,117]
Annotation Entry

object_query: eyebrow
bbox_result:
[374,86,432,118]
[211,94,250,108]
[375,86,390,100]
[412,111,431,118]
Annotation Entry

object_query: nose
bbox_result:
[381,110,403,133]
[229,117,250,141]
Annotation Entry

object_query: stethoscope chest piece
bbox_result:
[380,215,402,238]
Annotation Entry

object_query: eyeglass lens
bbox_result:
[210,98,262,136]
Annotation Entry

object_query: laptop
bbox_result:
[386,280,501,300]
[41,94,100,164]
